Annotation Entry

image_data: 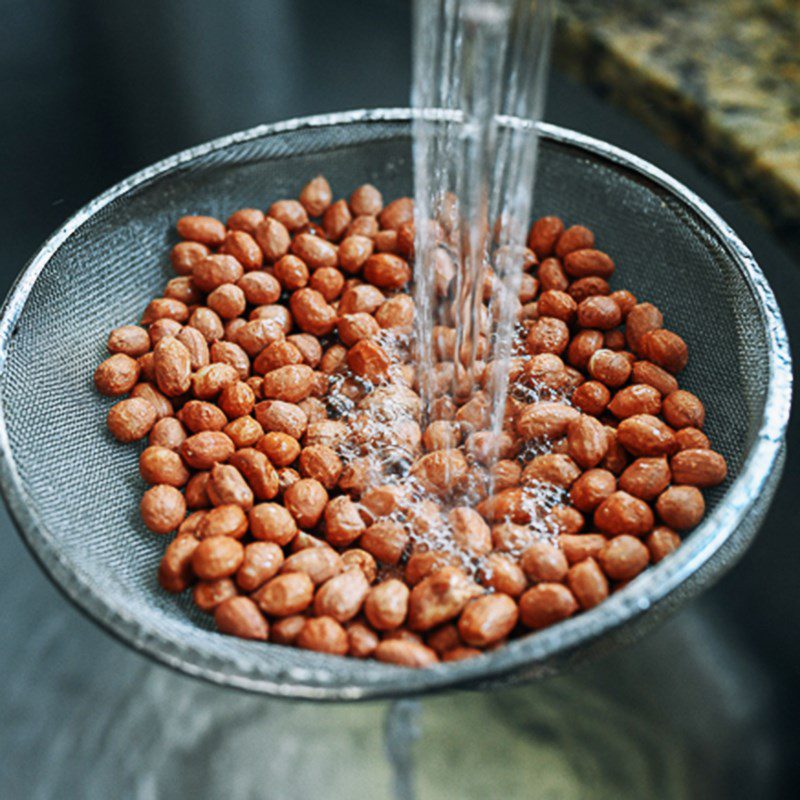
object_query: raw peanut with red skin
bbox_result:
[255,217,291,262]
[108,324,150,357]
[270,615,306,645]
[181,431,235,470]
[283,478,328,528]
[521,541,569,583]
[626,303,664,354]
[208,283,247,319]
[153,337,192,397]
[198,504,249,539]
[619,457,671,501]
[563,249,614,279]
[569,469,617,512]
[631,360,678,396]
[577,296,622,330]
[458,594,518,647]
[208,463,254,509]
[255,400,308,439]
[555,224,594,257]
[258,431,301,467]
[218,382,255,419]
[324,495,366,546]
[214,596,268,641]
[299,175,333,217]
[594,491,654,536]
[448,506,492,556]
[375,639,438,668]
[140,484,186,534]
[281,546,342,584]
[349,183,383,216]
[408,567,477,631]
[192,254,244,293]
[599,535,650,580]
[185,472,211,509]
[148,318,182,348]
[522,453,581,488]
[177,326,210,371]
[617,414,677,457]
[341,549,377,583]
[249,502,297,545]
[526,317,570,355]
[537,257,568,291]
[227,208,264,233]
[670,449,727,487]
[347,622,379,658]
[235,541,284,591]
[675,427,710,451]
[254,572,314,616]
[314,568,370,622]
[178,510,207,537]
[209,342,250,380]
[662,390,705,429]
[261,364,315,403]
[608,384,662,419]
[221,230,263,271]
[477,554,527,597]
[192,363,240,399]
[647,527,682,562]
[297,616,349,655]
[568,558,609,608]
[363,253,411,290]
[176,214,226,246]
[193,578,237,613]
[559,533,608,564]
[225,413,264,448]
[107,397,158,442]
[365,579,410,631]
[519,583,578,629]
[346,339,391,382]
[273,255,309,290]
[192,536,244,580]
[171,241,210,276]
[238,271,281,305]
[178,400,227,433]
[567,414,609,469]
[268,199,308,231]
[158,534,199,593]
[588,349,632,388]
[572,380,611,416]
[567,330,604,371]
[361,521,409,566]
[139,446,190,487]
[379,196,413,230]
[188,306,224,342]
[516,402,579,441]
[656,486,706,530]
[236,319,285,357]
[528,216,564,258]
[149,417,187,451]
[640,329,688,374]
[94,354,140,396]
[310,267,345,302]
[322,199,352,241]
[291,233,338,269]
[537,290,577,323]
[142,298,188,325]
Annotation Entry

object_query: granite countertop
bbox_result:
[557,0,800,245]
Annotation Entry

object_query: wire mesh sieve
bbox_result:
[0,109,791,700]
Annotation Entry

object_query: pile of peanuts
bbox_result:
[94,175,728,667]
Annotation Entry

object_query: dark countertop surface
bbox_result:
[558,0,800,247]
[0,1,798,798]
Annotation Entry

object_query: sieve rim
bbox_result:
[0,108,791,699]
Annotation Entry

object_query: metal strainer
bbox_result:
[0,109,791,700]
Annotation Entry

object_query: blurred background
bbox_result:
[1,1,798,798]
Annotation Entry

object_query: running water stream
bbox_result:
[383,4,553,798]
[412,0,554,437]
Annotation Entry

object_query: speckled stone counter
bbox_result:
[556,0,800,238]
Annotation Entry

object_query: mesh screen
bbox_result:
[0,114,783,698]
